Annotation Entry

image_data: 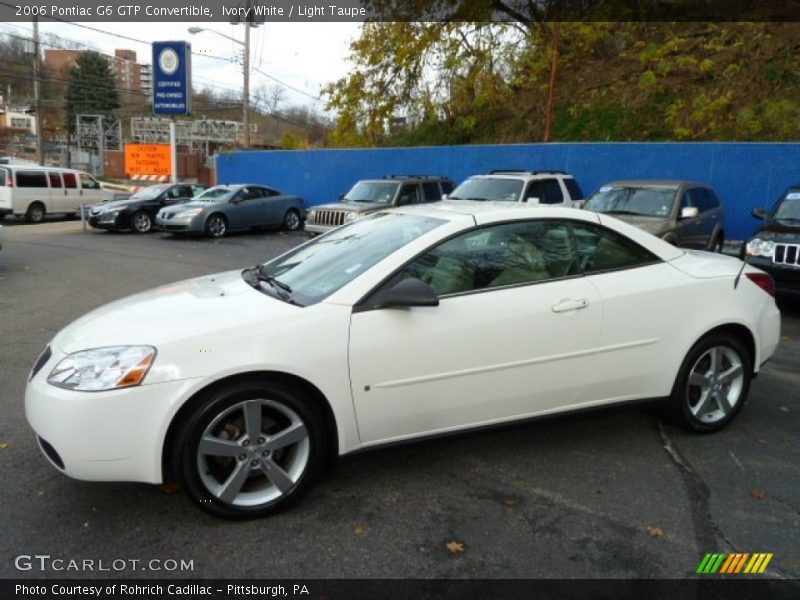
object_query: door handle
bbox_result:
[552,298,589,313]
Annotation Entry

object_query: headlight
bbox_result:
[344,212,359,223]
[746,238,775,258]
[179,208,205,218]
[47,346,156,392]
[308,209,317,219]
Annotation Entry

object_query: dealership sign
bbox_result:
[152,41,191,116]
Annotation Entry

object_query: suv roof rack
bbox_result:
[487,169,570,175]
[381,174,447,179]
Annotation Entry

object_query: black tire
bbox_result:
[131,210,153,234]
[205,214,227,239]
[25,202,46,223]
[283,209,302,231]
[173,378,328,520]
[666,333,752,433]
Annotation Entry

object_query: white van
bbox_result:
[0,166,114,223]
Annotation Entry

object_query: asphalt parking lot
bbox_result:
[0,219,798,580]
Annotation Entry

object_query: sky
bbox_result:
[0,20,362,114]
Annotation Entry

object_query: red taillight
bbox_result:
[745,272,776,297]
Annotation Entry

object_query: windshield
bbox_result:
[255,212,445,305]
[449,178,523,202]
[343,181,400,204]
[774,190,800,220]
[585,186,677,217]
[195,186,233,202]
[129,184,170,201]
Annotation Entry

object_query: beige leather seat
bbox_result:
[540,227,575,277]
[491,237,550,286]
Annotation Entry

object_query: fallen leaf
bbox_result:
[781,336,790,341]
[160,482,181,495]
[750,489,766,500]
[646,526,665,538]
[354,524,368,535]
[446,541,466,554]
[778,406,789,413]
[0,442,9,449]
[503,497,520,507]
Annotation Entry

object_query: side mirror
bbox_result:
[441,194,448,200]
[680,206,699,219]
[375,278,439,309]
[525,196,541,204]
[751,208,767,220]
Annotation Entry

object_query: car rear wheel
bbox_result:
[667,333,751,433]
[283,209,302,231]
[131,211,153,234]
[25,202,46,223]
[174,379,328,519]
[205,214,227,239]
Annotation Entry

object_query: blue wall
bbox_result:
[217,142,800,241]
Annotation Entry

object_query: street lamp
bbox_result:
[188,26,251,149]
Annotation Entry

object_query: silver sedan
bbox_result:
[156,184,306,238]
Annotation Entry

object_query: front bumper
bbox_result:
[88,214,125,230]
[155,214,205,233]
[25,372,202,484]
[747,258,800,297]
[304,222,337,234]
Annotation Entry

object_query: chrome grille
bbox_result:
[311,210,346,227]
[774,243,800,267]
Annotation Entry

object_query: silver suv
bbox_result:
[306,175,454,235]
[447,170,584,207]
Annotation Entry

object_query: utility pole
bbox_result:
[242,0,251,149]
[32,16,44,165]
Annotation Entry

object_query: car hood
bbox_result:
[750,220,800,241]
[165,200,220,212]
[92,198,138,211]
[51,270,298,353]
[603,214,670,235]
[314,201,388,213]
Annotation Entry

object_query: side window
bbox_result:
[441,181,454,195]
[16,171,48,187]
[703,188,720,209]
[564,178,584,200]
[79,173,100,190]
[191,185,205,197]
[397,220,581,296]
[422,182,441,202]
[571,221,659,273]
[48,172,63,188]
[0,168,7,187]
[524,181,545,203]
[167,187,183,198]
[396,184,421,206]
[681,188,705,210]
[541,179,564,204]
[264,187,281,197]
[62,173,77,188]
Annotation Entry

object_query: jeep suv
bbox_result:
[447,170,584,207]
[305,175,455,235]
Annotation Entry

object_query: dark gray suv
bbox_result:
[305,175,454,235]
[583,180,725,251]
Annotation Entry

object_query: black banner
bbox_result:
[3,579,800,600]
[2,0,800,23]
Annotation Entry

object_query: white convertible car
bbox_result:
[25,202,780,519]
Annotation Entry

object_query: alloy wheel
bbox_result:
[133,212,152,233]
[207,216,226,238]
[284,210,301,231]
[686,346,744,423]
[196,399,310,506]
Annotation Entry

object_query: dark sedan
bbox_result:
[88,183,207,233]
[743,186,800,297]
[155,184,306,238]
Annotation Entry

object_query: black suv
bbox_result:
[743,185,800,297]
[88,183,207,233]
[305,175,455,235]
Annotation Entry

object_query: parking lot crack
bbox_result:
[657,419,736,554]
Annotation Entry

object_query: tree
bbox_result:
[65,51,119,133]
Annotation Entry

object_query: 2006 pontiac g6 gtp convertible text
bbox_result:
[25,202,780,519]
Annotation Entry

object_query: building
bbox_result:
[44,48,146,94]
[0,96,37,134]
[140,63,153,98]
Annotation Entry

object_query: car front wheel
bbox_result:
[668,333,751,433]
[205,214,227,238]
[131,211,153,234]
[174,379,328,519]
